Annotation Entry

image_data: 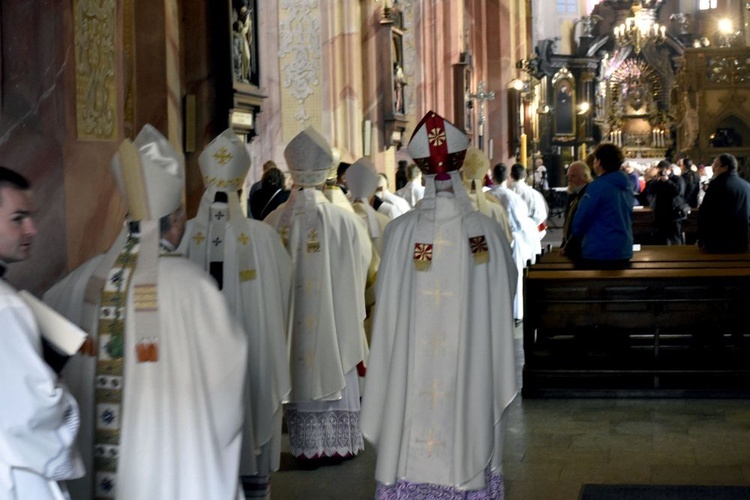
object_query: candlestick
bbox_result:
[520,134,528,168]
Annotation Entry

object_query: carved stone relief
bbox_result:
[279,0,321,126]
[74,0,117,140]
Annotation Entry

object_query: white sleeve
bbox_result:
[0,296,84,482]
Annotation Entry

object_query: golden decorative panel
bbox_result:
[74,0,117,140]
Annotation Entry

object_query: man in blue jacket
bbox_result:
[568,142,634,268]
[698,153,750,253]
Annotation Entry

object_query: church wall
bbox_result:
[320,0,364,163]
[232,0,528,189]
[486,0,514,164]
[0,1,127,294]
[246,1,284,189]
[277,1,324,146]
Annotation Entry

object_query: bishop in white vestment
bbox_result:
[264,127,372,461]
[361,112,518,499]
[44,126,247,500]
[178,129,292,499]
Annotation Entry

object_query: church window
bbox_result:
[556,0,577,15]
[698,0,717,9]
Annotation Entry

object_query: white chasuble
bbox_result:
[44,254,247,500]
[407,221,462,484]
[180,188,293,479]
[264,188,371,458]
[264,189,370,403]
[362,173,518,492]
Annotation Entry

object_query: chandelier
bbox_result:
[613,1,666,54]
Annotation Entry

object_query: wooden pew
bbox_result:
[523,246,750,397]
[632,207,699,245]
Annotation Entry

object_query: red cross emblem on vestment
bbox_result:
[413,243,433,262]
[469,236,489,255]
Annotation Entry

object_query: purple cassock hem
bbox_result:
[375,470,504,500]
[285,408,364,459]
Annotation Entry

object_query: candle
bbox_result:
[520,134,528,168]
[580,142,587,160]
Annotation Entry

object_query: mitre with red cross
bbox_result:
[407,111,469,176]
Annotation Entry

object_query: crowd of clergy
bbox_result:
[2,111,551,500]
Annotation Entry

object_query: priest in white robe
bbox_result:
[395,163,425,208]
[376,173,410,217]
[509,163,549,239]
[0,167,84,500]
[323,150,355,213]
[178,129,292,499]
[264,127,372,463]
[43,126,247,500]
[461,147,513,243]
[361,111,518,499]
[345,157,390,343]
[489,163,542,265]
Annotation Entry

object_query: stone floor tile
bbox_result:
[503,461,562,482]
[560,462,651,484]
[610,448,696,466]
[522,447,610,465]
[505,479,583,500]
[650,465,748,485]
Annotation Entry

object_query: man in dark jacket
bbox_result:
[698,153,750,253]
[647,160,686,245]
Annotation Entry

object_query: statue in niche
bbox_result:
[620,75,654,114]
[394,63,407,114]
[555,80,574,135]
[680,92,699,149]
[392,34,406,114]
[232,0,255,84]
[232,15,244,82]
[575,15,603,38]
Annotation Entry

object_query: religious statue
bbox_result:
[394,63,407,114]
[555,80,574,135]
[231,17,244,82]
[669,13,693,36]
[575,15,603,38]
[680,92,699,150]
[232,1,254,83]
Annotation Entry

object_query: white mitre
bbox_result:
[327,146,342,182]
[112,124,185,221]
[285,126,333,188]
[461,147,492,214]
[199,128,250,193]
[346,158,379,200]
[346,157,381,238]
